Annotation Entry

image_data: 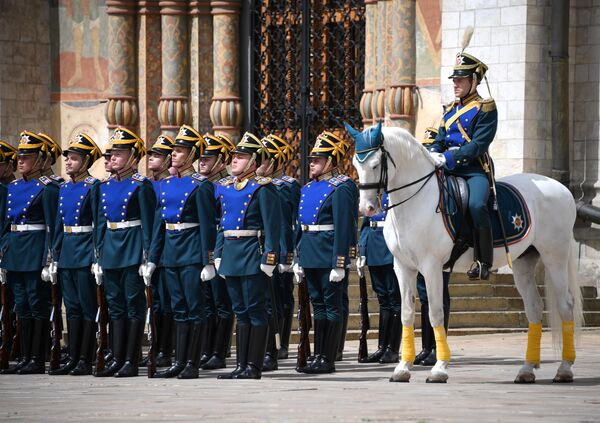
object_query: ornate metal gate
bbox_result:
[250,0,365,183]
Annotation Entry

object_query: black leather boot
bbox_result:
[218,323,249,379]
[304,320,340,374]
[1,318,32,374]
[198,316,216,368]
[336,312,349,362]
[277,307,293,359]
[415,303,432,364]
[202,317,233,370]
[360,309,390,363]
[467,227,493,280]
[237,325,268,379]
[70,320,95,375]
[115,320,143,377]
[297,319,326,373]
[177,322,203,379]
[95,319,126,377]
[18,319,47,374]
[262,321,278,372]
[155,322,189,378]
[421,348,437,366]
[379,313,401,363]
[49,319,82,375]
[156,313,173,367]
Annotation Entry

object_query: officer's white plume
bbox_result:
[461,26,474,53]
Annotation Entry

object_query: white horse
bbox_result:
[347,123,583,384]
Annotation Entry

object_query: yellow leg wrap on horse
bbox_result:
[562,320,576,362]
[401,325,415,362]
[525,322,542,365]
[433,326,451,361]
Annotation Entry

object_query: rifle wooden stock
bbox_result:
[95,284,108,374]
[0,283,10,369]
[296,277,312,369]
[49,283,62,371]
[358,274,370,362]
[145,285,157,378]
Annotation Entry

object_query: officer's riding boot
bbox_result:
[96,319,126,376]
[422,297,452,366]
[238,325,268,379]
[49,319,82,375]
[70,320,95,375]
[336,312,349,361]
[306,320,341,374]
[380,313,402,363]
[262,321,278,372]
[297,319,326,373]
[277,308,293,359]
[202,317,233,370]
[198,316,215,368]
[1,318,32,374]
[414,304,432,365]
[360,309,390,363]
[115,320,143,377]
[18,319,47,374]
[467,227,493,280]
[156,313,173,367]
[177,322,203,379]
[421,308,438,366]
[155,322,189,378]
[218,323,250,379]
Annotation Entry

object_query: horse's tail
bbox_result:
[543,238,584,353]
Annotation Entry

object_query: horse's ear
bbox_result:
[344,121,361,139]
[372,120,382,141]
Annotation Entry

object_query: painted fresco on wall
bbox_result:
[416,0,441,87]
[51,0,108,103]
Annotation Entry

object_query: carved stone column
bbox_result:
[105,1,139,130]
[210,1,242,142]
[189,1,213,132]
[158,0,190,137]
[371,0,388,124]
[359,0,377,127]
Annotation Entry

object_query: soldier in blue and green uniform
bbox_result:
[356,191,402,364]
[416,127,451,365]
[94,128,156,378]
[294,131,359,374]
[428,50,498,280]
[256,134,298,370]
[197,133,236,371]
[48,133,102,376]
[215,132,281,380]
[147,125,217,379]
[145,134,175,368]
[0,131,60,374]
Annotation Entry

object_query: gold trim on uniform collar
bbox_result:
[178,166,195,177]
[460,91,480,106]
[114,167,135,181]
[234,171,257,190]
[209,169,229,183]
[72,171,91,183]
[316,168,340,182]
[23,169,43,181]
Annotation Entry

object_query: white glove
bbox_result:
[48,261,58,284]
[356,256,367,278]
[292,263,304,284]
[329,268,345,283]
[429,152,446,168]
[201,264,216,281]
[260,264,276,277]
[214,258,221,272]
[138,263,145,277]
[278,263,292,273]
[92,263,104,286]
[0,268,6,284]
[41,266,51,282]
[142,262,156,286]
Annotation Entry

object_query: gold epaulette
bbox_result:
[481,98,496,113]
[444,100,455,114]
[255,176,272,185]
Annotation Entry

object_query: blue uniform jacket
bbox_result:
[148,173,217,267]
[3,175,60,272]
[273,174,300,265]
[96,172,156,269]
[216,175,281,277]
[358,193,393,266]
[53,175,100,269]
[429,93,498,176]
[297,171,358,269]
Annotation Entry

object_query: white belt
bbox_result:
[10,224,46,232]
[301,224,334,232]
[223,229,262,238]
[166,222,199,231]
[64,225,93,233]
[370,221,385,228]
[107,219,142,230]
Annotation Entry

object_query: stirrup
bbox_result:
[467,261,483,280]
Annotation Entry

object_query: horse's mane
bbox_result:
[381,127,436,166]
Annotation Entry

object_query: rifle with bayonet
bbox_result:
[142,254,156,378]
[296,276,312,369]
[49,276,62,371]
[93,249,108,374]
[357,273,370,362]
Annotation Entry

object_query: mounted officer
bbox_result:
[94,127,156,378]
[197,133,236,371]
[147,125,217,379]
[257,134,298,370]
[1,131,60,374]
[215,132,280,380]
[294,131,358,374]
[49,133,102,376]
[428,48,498,280]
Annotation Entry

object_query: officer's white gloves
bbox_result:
[41,266,51,282]
[214,258,221,272]
[429,152,447,168]
[0,268,6,284]
[48,261,58,284]
[141,262,156,286]
[356,256,367,278]
[260,264,276,277]
[278,263,292,273]
[91,263,104,285]
[201,264,216,281]
[292,263,304,284]
[329,268,345,283]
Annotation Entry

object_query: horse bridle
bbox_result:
[356,141,436,211]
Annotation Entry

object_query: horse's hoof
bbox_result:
[552,372,573,383]
[389,371,411,383]
[426,372,448,383]
[514,372,536,384]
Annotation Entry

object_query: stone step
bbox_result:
[347,271,517,286]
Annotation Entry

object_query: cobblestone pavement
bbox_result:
[1,329,599,423]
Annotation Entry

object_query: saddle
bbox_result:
[437,172,532,271]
